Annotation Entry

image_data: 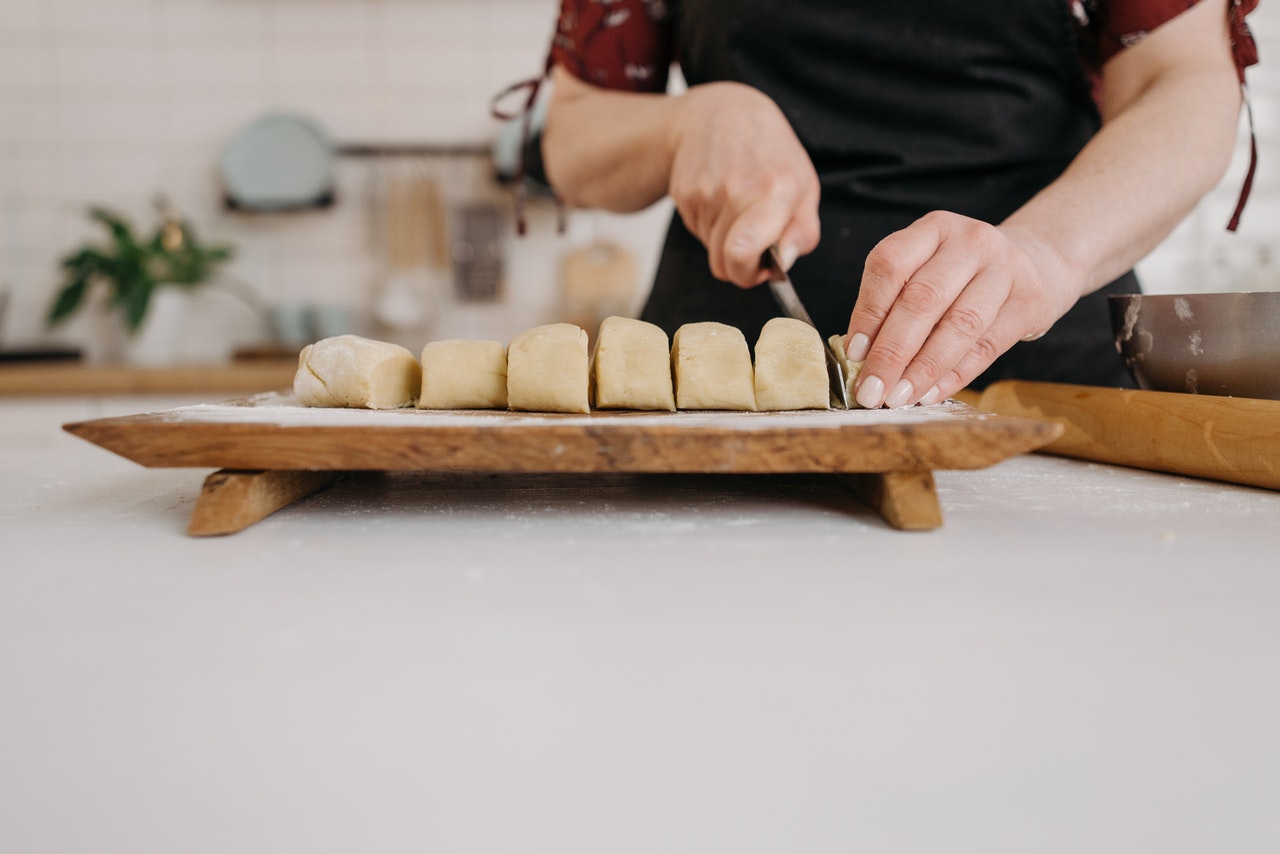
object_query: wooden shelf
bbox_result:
[0,360,296,396]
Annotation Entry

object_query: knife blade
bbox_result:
[763,244,850,409]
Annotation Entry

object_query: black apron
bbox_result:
[641,0,1138,388]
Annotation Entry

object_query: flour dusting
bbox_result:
[158,392,975,429]
[1173,297,1194,322]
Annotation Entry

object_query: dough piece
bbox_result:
[671,321,757,410]
[293,334,421,409]
[592,316,676,411]
[753,317,830,411]
[828,334,867,409]
[418,339,507,410]
[506,323,591,413]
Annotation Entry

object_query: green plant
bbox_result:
[47,203,235,333]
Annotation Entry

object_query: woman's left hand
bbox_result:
[842,0,1244,410]
[843,211,1080,409]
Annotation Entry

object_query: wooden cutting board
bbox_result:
[64,393,1062,534]
[65,393,1058,473]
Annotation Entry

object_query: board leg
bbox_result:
[837,471,943,531]
[187,469,340,537]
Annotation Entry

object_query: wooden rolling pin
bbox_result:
[977,380,1280,491]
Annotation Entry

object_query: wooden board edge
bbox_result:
[187,469,340,536]
[60,416,1063,474]
[837,471,943,531]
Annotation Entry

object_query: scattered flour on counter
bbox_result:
[159,392,977,429]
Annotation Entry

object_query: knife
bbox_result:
[763,244,850,408]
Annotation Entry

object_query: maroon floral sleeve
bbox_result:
[549,0,675,92]
[1077,0,1259,82]
[549,0,1259,90]
[1072,0,1260,230]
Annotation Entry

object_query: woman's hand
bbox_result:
[843,0,1241,409]
[844,212,1080,409]
[668,82,821,286]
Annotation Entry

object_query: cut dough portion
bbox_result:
[507,323,591,413]
[753,317,830,411]
[592,316,676,411]
[294,334,421,409]
[828,334,867,410]
[418,339,507,409]
[671,321,757,410]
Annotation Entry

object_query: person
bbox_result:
[528,0,1259,408]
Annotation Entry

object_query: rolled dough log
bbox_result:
[294,334,421,409]
[418,339,507,409]
[671,321,757,411]
[507,323,591,413]
[828,334,867,409]
[753,317,830,411]
[592,316,676,411]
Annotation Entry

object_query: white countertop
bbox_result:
[2,396,1279,853]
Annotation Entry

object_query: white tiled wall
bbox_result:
[0,0,1276,360]
[0,0,675,359]
[1140,5,1280,296]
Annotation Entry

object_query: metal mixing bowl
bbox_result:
[1109,291,1280,399]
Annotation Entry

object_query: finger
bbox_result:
[716,167,817,287]
[845,217,946,361]
[697,169,767,283]
[777,196,822,265]
[854,242,986,408]
[676,201,723,281]
[719,198,795,287]
[889,266,1012,407]
[673,177,724,275]
[701,178,751,282]
[929,308,1035,402]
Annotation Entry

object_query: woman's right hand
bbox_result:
[667,82,821,287]
[545,69,819,285]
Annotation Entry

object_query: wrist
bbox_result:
[669,81,777,150]
[998,220,1088,316]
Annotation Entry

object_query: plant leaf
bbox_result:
[122,276,154,332]
[46,275,88,326]
[89,207,136,248]
[60,248,108,272]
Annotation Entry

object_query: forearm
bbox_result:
[1002,39,1241,299]
[542,66,681,212]
[543,66,822,285]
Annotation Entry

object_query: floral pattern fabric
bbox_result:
[547,0,1259,91]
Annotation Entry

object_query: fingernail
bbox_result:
[918,384,941,406]
[856,374,885,409]
[846,332,871,361]
[779,244,799,270]
[884,378,914,409]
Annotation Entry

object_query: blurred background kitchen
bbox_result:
[0,0,1276,368]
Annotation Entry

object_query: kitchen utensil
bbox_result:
[220,112,334,211]
[452,203,504,301]
[374,170,445,332]
[268,304,312,348]
[1109,291,1280,400]
[64,396,1061,534]
[309,304,353,340]
[977,380,1280,491]
[763,244,850,408]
